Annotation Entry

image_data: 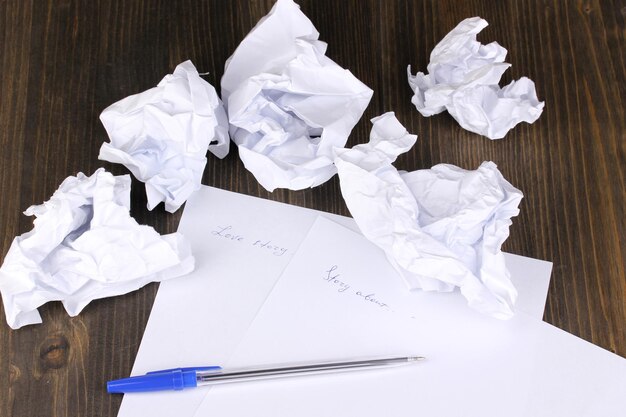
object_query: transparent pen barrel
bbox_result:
[196,356,422,386]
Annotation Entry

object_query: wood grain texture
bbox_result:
[0,0,624,415]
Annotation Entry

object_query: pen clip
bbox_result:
[146,366,221,375]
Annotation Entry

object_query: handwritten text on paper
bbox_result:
[323,265,392,310]
[211,225,289,256]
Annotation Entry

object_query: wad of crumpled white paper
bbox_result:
[0,169,194,329]
[100,60,229,213]
[221,0,373,191]
[407,17,544,139]
[334,113,522,319]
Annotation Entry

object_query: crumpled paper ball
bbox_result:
[0,169,195,329]
[407,17,544,139]
[335,113,522,319]
[221,0,373,191]
[99,60,229,212]
[446,77,544,140]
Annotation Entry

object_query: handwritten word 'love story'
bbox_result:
[323,265,391,311]
[211,225,289,256]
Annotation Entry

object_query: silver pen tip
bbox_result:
[408,356,426,362]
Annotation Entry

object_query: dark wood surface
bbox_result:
[1,1,624,416]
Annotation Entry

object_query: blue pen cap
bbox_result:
[107,366,221,394]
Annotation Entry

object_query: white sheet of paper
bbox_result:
[193,217,625,417]
[117,186,552,417]
[116,186,355,417]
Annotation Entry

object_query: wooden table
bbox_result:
[1,1,624,415]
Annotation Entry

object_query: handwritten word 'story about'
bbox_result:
[211,225,289,256]
[323,265,390,310]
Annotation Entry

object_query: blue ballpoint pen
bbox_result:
[107,355,425,393]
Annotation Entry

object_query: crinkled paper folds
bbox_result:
[100,60,229,212]
[0,169,194,329]
[221,0,373,191]
[335,113,523,318]
[407,17,544,139]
